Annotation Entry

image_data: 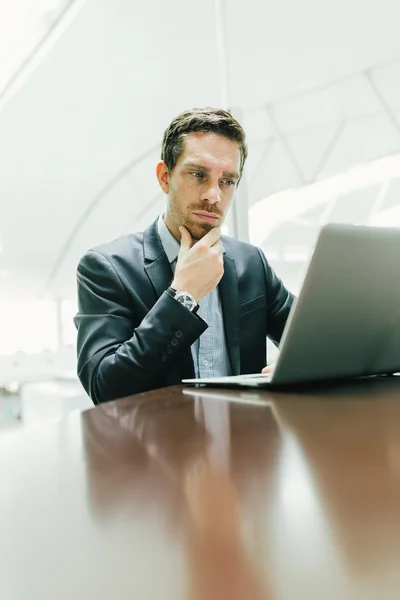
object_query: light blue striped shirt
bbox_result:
[157,215,232,378]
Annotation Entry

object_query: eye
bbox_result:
[222,179,236,186]
[190,171,205,179]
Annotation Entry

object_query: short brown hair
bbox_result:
[161,107,248,178]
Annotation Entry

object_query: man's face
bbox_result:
[158,132,241,240]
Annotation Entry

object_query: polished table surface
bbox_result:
[2,378,400,599]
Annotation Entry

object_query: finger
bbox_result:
[262,363,276,374]
[179,226,193,253]
[211,243,223,267]
[200,226,221,247]
[213,264,224,284]
[212,239,223,253]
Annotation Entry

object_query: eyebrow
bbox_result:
[185,162,240,180]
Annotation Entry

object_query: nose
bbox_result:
[202,179,221,205]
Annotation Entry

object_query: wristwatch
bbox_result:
[167,287,198,313]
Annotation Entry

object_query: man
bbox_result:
[75,108,294,404]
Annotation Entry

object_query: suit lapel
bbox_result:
[219,254,241,375]
[143,219,174,299]
[142,219,195,379]
[144,258,173,299]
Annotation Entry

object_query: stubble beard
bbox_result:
[169,194,218,241]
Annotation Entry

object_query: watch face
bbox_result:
[175,291,195,310]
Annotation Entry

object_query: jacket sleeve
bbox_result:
[257,248,295,346]
[74,250,207,404]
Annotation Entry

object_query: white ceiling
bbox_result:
[1,0,400,300]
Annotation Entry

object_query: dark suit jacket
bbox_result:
[75,218,294,404]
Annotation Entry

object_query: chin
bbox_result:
[187,222,213,240]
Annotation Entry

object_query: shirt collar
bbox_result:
[157,213,226,265]
[157,214,180,264]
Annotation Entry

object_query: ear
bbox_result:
[156,161,170,194]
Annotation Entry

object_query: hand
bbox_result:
[172,226,224,302]
[262,363,276,374]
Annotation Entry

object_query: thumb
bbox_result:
[179,226,192,252]
[262,363,276,374]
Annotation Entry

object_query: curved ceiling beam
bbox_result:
[0,0,81,111]
[41,143,159,297]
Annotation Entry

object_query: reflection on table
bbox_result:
[1,378,400,599]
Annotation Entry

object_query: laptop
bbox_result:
[183,223,400,389]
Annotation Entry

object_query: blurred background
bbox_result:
[1,0,400,429]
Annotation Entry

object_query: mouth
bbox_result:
[193,212,220,224]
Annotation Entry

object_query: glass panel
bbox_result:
[0,300,57,355]
[249,153,400,296]
[0,0,82,103]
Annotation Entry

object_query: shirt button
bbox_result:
[203,359,209,366]
[161,353,168,362]
[175,331,183,339]
[166,346,173,354]
[171,338,178,346]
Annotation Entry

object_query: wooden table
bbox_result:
[2,377,400,599]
